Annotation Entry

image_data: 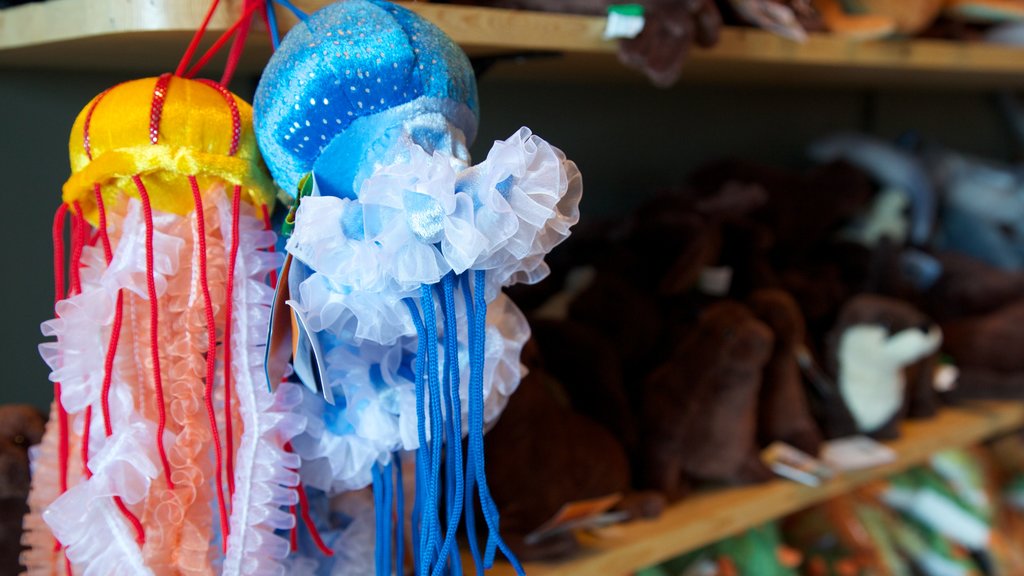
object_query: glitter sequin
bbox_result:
[253,0,479,197]
[148,73,173,145]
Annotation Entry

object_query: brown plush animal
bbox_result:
[504,219,617,315]
[600,183,765,306]
[864,245,1024,399]
[623,181,767,298]
[617,0,722,87]
[568,270,665,376]
[685,159,876,353]
[529,319,639,452]
[904,352,943,419]
[868,247,1024,323]
[865,248,1024,402]
[942,299,1024,400]
[0,405,45,574]
[641,301,774,501]
[687,159,874,264]
[925,252,1024,322]
[456,0,721,86]
[485,344,664,561]
[748,289,824,455]
[777,253,859,352]
[825,295,942,440]
[564,184,763,362]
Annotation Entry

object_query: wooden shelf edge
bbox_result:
[0,0,242,50]
[478,402,1024,576]
[0,0,613,55]
[2,0,1024,86]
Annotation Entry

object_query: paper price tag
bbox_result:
[762,442,834,487]
[265,254,295,393]
[524,493,625,545]
[698,266,733,296]
[934,364,960,392]
[604,5,645,40]
[822,436,897,471]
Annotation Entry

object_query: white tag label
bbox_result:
[822,436,897,471]
[603,12,645,40]
[934,364,960,392]
[524,493,625,545]
[698,266,733,296]
[762,442,834,487]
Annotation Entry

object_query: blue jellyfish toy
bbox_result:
[254,1,582,574]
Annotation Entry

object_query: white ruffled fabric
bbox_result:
[282,127,578,498]
[39,203,183,418]
[22,400,79,575]
[293,269,416,346]
[289,293,529,494]
[36,195,308,576]
[44,419,158,576]
[39,200,174,574]
[283,126,578,576]
[282,489,377,576]
[219,195,307,576]
[462,127,583,295]
[324,490,377,576]
[285,127,581,343]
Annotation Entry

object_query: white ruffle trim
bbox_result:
[39,202,184,418]
[282,127,576,497]
[285,128,580,346]
[287,127,581,298]
[218,195,307,576]
[39,200,174,574]
[44,420,157,576]
[37,196,309,576]
[292,269,416,346]
[290,294,529,494]
[282,489,376,576]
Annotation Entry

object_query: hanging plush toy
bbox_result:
[254,0,582,573]
[23,20,313,572]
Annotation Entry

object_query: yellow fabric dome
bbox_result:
[64,75,277,223]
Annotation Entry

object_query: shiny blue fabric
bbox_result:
[254,0,479,198]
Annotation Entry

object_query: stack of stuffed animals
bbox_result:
[482,131,1024,561]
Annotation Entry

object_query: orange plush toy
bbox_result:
[25,73,306,576]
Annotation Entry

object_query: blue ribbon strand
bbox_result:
[266,0,308,50]
[434,273,466,576]
[421,284,446,574]
[395,453,405,574]
[373,464,384,575]
[403,298,431,575]
[459,273,484,575]
[401,272,522,575]
[468,271,524,574]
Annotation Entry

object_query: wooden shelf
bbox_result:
[2,0,1024,87]
[477,401,1024,576]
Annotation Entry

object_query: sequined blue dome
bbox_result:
[254,0,479,198]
